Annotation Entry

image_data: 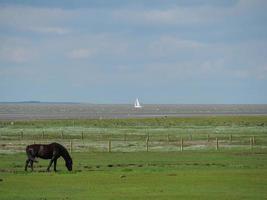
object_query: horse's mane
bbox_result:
[54,143,72,162]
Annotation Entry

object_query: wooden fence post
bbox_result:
[70,140,73,153]
[229,134,232,143]
[146,136,149,152]
[108,140,111,153]
[216,137,219,150]
[180,137,183,152]
[250,137,253,150]
[207,134,210,142]
[252,136,255,145]
[81,131,84,140]
[20,131,23,140]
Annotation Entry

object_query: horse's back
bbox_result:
[26,144,54,159]
[50,142,66,152]
[26,142,68,159]
[26,144,40,152]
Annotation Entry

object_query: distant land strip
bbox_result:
[0,103,267,120]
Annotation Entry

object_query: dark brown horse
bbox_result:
[25,142,72,172]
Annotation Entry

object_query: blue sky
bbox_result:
[0,0,267,104]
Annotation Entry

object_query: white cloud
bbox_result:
[256,66,267,79]
[0,37,38,63]
[112,6,231,25]
[67,48,94,59]
[1,3,266,80]
[0,47,34,63]
[148,36,205,57]
[111,1,267,26]
[28,26,70,35]
[0,6,76,34]
[62,33,130,60]
[232,65,267,80]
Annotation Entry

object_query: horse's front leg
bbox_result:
[53,159,58,172]
[47,158,54,172]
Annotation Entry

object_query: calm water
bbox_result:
[0,103,267,120]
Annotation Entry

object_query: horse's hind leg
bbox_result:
[25,159,30,171]
[30,160,34,171]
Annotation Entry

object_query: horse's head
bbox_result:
[65,158,73,171]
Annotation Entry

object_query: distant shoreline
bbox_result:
[0,103,267,120]
[0,102,267,105]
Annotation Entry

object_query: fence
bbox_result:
[0,130,266,153]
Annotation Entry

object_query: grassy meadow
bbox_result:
[0,116,267,199]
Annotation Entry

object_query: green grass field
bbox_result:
[0,116,267,199]
[0,151,267,199]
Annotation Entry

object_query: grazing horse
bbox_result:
[25,142,72,172]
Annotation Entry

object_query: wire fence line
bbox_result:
[0,130,267,153]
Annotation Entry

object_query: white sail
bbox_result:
[134,98,142,108]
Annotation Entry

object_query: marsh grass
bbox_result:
[0,116,267,153]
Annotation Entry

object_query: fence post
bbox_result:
[70,140,73,153]
[250,137,253,150]
[229,134,232,143]
[207,134,210,142]
[61,131,64,139]
[108,140,111,153]
[216,137,219,150]
[146,136,149,152]
[81,131,84,140]
[252,136,255,145]
[180,137,183,152]
[20,130,23,140]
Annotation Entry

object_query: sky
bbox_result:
[0,0,267,104]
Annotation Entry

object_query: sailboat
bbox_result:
[134,98,142,108]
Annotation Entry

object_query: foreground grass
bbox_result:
[1,150,267,199]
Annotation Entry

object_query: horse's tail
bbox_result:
[26,145,38,162]
[25,145,31,155]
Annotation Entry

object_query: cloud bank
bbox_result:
[0,0,267,103]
